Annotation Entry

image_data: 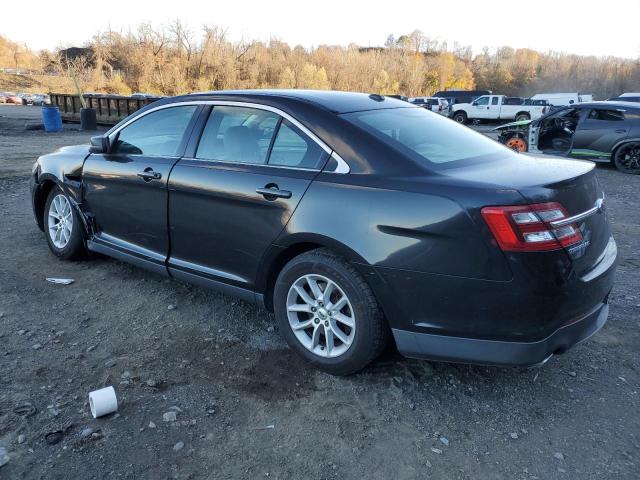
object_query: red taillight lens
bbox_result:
[481,202,582,252]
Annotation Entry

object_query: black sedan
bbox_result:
[30,90,617,375]
[494,101,640,174]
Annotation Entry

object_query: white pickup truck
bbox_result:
[451,95,548,124]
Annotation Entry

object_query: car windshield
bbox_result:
[341,107,512,167]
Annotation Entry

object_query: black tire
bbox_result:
[453,111,467,124]
[273,248,388,375]
[43,186,87,260]
[613,142,640,175]
[515,113,530,122]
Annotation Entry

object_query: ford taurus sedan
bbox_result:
[30,90,617,375]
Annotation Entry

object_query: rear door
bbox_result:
[486,95,502,118]
[570,107,630,160]
[82,104,200,272]
[167,104,330,291]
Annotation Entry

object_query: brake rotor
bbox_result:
[505,136,527,152]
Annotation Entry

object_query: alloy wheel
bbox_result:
[48,194,74,249]
[286,274,356,358]
[617,144,640,173]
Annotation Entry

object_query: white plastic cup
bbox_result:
[88,386,118,418]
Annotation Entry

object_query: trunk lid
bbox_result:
[442,155,611,276]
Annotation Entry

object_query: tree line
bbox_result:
[1,26,639,99]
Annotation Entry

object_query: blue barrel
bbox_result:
[42,105,63,132]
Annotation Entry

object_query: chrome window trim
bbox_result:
[107,100,351,174]
[179,157,320,173]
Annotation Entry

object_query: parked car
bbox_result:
[530,92,593,106]
[4,92,23,104]
[0,93,6,104]
[607,92,640,103]
[451,94,548,123]
[494,101,640,174]
[409,96,450,116]
[30,90,616,374]
[503,97,525,105]
[31,94,50,106]
[432,89,491,106]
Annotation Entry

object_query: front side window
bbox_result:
[342,107,512,167]
[196,106,279,164]
[268,120,327,169]
[112,106,198,156]
[475,96,489,106]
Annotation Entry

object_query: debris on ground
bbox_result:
[45,277,74,285]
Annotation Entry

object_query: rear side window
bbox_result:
[492,97,500,105]
[587,109,625,121]
[342,107,511,167]
[268,120,327,169]
[196,106,279,164]
[112,106,197,156]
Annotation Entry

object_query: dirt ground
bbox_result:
[1,105,639,480]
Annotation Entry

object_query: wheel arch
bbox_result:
[256,234,380,312]
[611,138,640,163]
[35,173,91,238]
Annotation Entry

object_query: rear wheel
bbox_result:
[515,113,530,122]
[505,135,528,152]
[613,142,640,174]
[273,249,388,375]
[44,186,86,260]
[453,111,467,124]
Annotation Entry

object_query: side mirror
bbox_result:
[472,101,478,106]
[89,135,110,154]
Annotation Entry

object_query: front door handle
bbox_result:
[615,129,627,134]
[137,168,162,181]
[256,185,292,200]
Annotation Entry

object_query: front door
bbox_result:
[82,105,200,271]
[167,105,329,292]
[472,96,491,119]
[570,107,630,160]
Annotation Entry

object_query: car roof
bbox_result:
[178,89,410,114]
[576,100,640,109]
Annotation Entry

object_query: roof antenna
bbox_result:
[369,94,385,102]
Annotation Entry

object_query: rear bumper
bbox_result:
[392,301,609,367]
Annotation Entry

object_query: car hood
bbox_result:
[492,120,533,131]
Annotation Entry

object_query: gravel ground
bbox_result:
[1,106,639,479]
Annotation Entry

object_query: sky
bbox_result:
[4,0,640,58]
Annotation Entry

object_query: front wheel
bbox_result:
[613,142,640,174]
[453,111,467,124]
[44,186,87,260]
[273,249,388,375]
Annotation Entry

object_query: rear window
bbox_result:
[341,107,511,166]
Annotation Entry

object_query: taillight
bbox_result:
[481,202,582,252]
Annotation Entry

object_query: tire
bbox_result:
[613,142,640,174]
[273,248,388,375]
[43,186,86,260]
[453,111,467,124]
[515,113,530,122]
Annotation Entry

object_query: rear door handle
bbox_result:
[256,186,292,200]
[137,169,162,181]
